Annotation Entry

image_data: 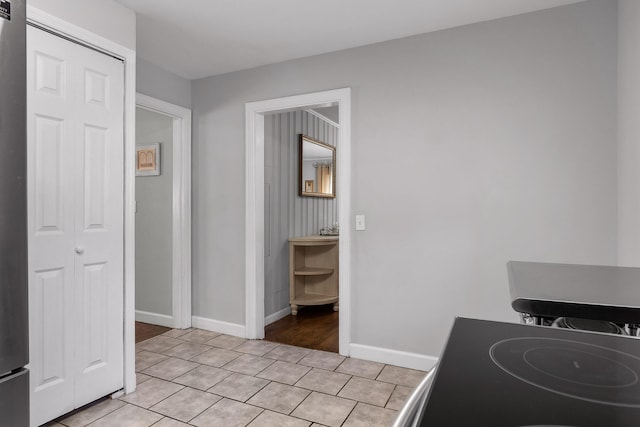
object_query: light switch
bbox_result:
[355,215,365,231]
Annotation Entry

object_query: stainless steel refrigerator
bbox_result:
[0,1,29,426]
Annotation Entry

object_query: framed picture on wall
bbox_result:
[305,180,314,193]
[136,143,160,176]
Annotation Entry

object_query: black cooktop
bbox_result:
[418,318,640,427]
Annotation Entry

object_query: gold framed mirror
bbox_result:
[299,134,336,198]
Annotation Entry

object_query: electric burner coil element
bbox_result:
[490,337,640,407]
[551,317,628,335]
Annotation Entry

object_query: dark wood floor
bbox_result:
[135,321,171,343]
[265,305,339,353]
[135,308,338,353]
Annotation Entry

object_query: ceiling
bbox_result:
[115,0,586,80]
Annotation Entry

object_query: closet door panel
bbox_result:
[27,26,77,427]
[27,25,125,425]
[71,38,124,409]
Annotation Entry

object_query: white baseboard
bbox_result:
[135,310,173,328]
[349,343,439,372]
[192,315,246,338]
[189,315,436,371]
[265,307,291,326]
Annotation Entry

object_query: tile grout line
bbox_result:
[55,396,124,427]
[182,392,223,426]
[340,402,359,427]
[122,385,215,427]
[80,401,130,427]
[244,405,265,427]
[383,384,399,409]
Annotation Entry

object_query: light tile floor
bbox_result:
[47,328,425,427]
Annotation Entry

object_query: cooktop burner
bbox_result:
[417,318,640,427]
[490,337,640,407]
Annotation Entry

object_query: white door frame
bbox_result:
[26,6,138,394]
[135,93,192,330]
[245,88,352,355]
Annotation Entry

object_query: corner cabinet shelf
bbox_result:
[289,235,339,315]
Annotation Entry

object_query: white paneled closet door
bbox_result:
[26,26,124,427]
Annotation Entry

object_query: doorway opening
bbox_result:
[245,88,352,356]
[135,94,192,335]
[262,107,340,352]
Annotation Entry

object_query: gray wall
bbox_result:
[264,110,339,319]
[192,0,618,357]
[137,58,192,108]
[28,0,136,50]
[312,107,339,124]
[135,108,173,316]
[618,0,640,267]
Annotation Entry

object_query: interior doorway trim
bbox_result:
[136,93,192,330]
[26,6,138,393]
[245,88,352,355]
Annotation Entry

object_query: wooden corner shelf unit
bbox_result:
[289,235,339,315]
